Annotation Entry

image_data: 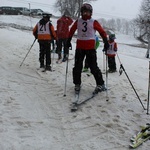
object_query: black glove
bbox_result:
[102,49,105,52]
[102,37,109,52]
[104,42,109,51]
[33,31,38,39]
[34,35,37,39]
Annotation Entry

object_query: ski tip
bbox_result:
[129,144,134,149]
[71,103,78,112]
[71,106,78,112]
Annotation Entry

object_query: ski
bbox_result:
[129,130,150,149]
[70,85,109,112]
[37,67,54,72]
[56,57,73,64]
[71,103,78,111]
[78,92,97,105]
[42,69,55,72]
[71,91,80,112]
[130,123,150,142]
[71,92,97,112]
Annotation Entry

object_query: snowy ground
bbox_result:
[0,15,149,150]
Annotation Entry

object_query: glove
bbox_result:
[34,34,37,39]
[103,42,109,52]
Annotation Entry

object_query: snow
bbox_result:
[0,15,149,150]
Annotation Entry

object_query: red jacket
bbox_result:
[68,18,107,50]
[57,16,73,39]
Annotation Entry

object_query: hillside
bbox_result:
[0,15,149,150]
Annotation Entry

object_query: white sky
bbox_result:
[0,0,143,19]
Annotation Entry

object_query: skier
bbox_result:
[56,10,73,62]
[106,34,117,73]
[82,34,100,72]
[33,12,56,71]
[66,3,109,94]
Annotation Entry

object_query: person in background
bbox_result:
[56,10,73,62]
[82,34,100,72]
[106,34,117,73]
[33,12,56,71]
[66,3,109,94]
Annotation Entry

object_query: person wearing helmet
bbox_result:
[33,12,56,71]
[67,3,109,94]
[56,10,73,63]
[106,34,117,73]
[42,12,52,18]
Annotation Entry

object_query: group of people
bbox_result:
[33,3,118,94]
[33,10,73,70]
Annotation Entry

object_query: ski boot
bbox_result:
[45,65,51,71]
[93,84,107,94]
[74,84,81,93]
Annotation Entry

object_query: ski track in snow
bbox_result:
[0,15,149,150]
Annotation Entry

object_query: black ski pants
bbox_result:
[73,49,104,86]
[84,57,89,69]
[39,41,51,67]
[108,56,116,71]
[56,38,69,58]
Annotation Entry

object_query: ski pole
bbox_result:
[117,53,146,110]
[20,38,36,67]
[145,49,149,58]
[103,52,105,72]
[51,47,56,71]
[63,43,72,96]
[63,53,69,97]
[147,61,150,115]
[105,53,109,101]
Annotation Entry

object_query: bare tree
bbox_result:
[54,0,97,18]
[116,19,121,32]
[133,0,150,42]
[130,20,138,38]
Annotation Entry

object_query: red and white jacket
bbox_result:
[68,18,107,50]
[106,40,117,57]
